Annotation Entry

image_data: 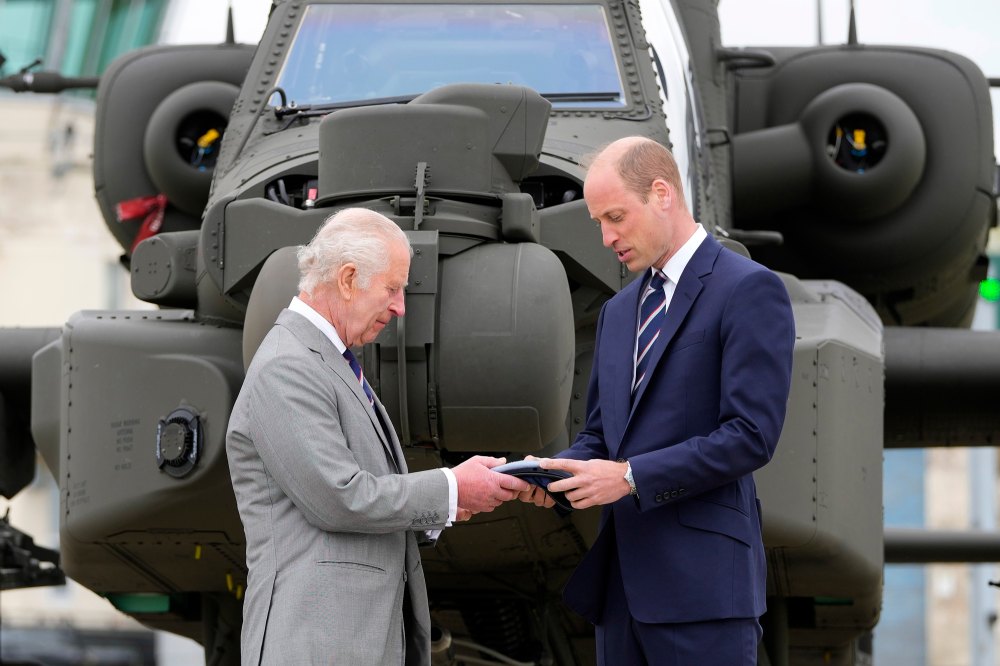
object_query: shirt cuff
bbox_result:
[440,467,458,526]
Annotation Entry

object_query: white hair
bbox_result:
[296,208,411,295]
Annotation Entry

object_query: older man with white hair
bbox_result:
[226,207,530,665]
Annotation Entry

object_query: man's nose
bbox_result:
[390,291,406,317]
[601,224,616,248]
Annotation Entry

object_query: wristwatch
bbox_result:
[623,461,638,497]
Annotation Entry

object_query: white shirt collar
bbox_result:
[654,223,707,286]
[288,296,347,354]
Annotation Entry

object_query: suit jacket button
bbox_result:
[671,490,679,498]
[655,493,663,502]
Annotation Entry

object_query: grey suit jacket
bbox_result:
[226,309,449,665]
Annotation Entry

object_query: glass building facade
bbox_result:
[0,0,167,80]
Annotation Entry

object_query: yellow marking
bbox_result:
[197,128,220,148]
[852,128,866,150]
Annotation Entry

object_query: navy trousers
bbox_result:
[596,548,761,665]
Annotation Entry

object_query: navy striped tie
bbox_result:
[634,271,667,395]
[342,348,375,407]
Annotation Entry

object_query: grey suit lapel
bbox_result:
[373,396,407,473]
[277,310,402,471]
[323,351,404,473]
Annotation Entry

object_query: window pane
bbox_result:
[277,3,626,108]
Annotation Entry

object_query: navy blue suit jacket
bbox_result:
[559,234,795,626]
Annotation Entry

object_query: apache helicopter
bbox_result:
[2,0,999,664]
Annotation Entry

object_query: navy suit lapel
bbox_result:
[608,280,643,441]
[628,236,721,414]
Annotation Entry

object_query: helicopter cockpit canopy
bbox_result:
[274,2,627,109]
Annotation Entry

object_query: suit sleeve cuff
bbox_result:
[440,467,458,526]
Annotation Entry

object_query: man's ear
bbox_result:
[651,178,672,209]
[336,263,358,300]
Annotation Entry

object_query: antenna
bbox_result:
[847,0,858,46]
[225,2,236,45]
[816,0,824,45]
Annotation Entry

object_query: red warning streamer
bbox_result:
[116,194,168,254]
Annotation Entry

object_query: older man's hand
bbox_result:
[452,456,532,514]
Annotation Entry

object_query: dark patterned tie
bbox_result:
[633,271,667,395]
[343,348,400,471]
[342,348,375,407]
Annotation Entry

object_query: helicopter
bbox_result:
[1,0,999,664]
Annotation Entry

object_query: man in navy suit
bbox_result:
[522,137,795,664]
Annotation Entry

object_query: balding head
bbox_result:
[583,136,696,273]
[588,137,685,208]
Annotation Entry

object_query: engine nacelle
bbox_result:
[94,44,254,257]
[731,45,995,326]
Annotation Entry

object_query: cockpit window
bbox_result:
[276,4,626,108]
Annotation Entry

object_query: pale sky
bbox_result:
[720,0,1000,77]
[159,0,272,45]
[720,0,1000,154]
